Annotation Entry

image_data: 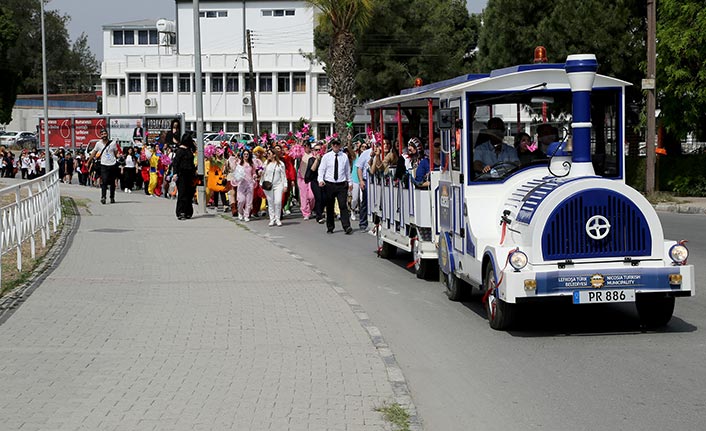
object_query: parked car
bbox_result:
[1,131,36,147]
[232,132,254,144]
[16,134,38,149]
[204,132,233,144]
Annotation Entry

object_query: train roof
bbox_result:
[364,61,631,109]
[436,64,631,96]
[364,73,488,109]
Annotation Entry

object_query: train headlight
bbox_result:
[669,244,689,265]
[509,250,528,271]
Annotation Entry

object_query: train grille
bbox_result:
[542,189,651,261]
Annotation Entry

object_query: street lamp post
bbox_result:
[40,0,51,169]
[246,29,258,138]
[193,0,206,212]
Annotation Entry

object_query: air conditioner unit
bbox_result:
[144,97,158,107]
[242,97,251,106]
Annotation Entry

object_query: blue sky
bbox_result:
[49,0,487,61]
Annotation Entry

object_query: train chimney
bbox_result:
[565,54,598,176]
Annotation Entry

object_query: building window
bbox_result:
[244,73,255,92]
[293,73,306,92]
[113,31,123,45]
[199,10,227,18]
[259,122,272,134]
[160,75,174,92]
[244,122,254,134]
[317,75,329,93]
[124,30,134,45]
[119,79,125,96]
[226,122,239,132]
[138,30,149,45]
[259,73,273,92]
[262,9,295,17]
[211,73,224,92]
[278,73,290,92]
[149,30,158,45]
[277,123,290,134]
[107,79,118,96]
[226,73,239,92]
[211,122,225,133]
[146,74,158,92]
[318,124,331,139]
[128,74,141,92]
[178,73,191,92]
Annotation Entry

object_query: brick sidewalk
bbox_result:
[0,186,401,431]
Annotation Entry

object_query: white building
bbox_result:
[101,0,334,137]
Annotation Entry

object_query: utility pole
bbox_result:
[193,0,206,212]
[644,0,657,194]
[246,29,258,138]
[40,0,51,170]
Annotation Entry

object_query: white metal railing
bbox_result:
[0,167,62,283]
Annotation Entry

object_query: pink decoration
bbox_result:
[289,144,305,159]
[527,142,538,152]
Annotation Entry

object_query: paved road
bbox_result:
[245,209,706,431]
[0,185,405,431]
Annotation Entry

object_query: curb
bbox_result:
[653,203,706,214]
[225,215,423,431]
[0,197,80,325]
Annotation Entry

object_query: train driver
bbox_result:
[473,117,519,174]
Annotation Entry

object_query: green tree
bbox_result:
[0,5,21,124]
[305,0,374,139]
[476,0,645,104]
[0,0,99,124]
[657,0,706,141]
[354,0,480,101]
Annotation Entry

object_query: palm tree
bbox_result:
[306,0,373,141]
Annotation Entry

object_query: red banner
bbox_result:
[39,118,72,148]
[73,118,107,149]
[39,118,108,149]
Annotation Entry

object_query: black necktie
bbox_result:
[334,153,339,181]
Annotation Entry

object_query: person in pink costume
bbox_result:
[297,142,316,220]
[235,149,257,221]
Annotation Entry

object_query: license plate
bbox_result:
[572,289,635,304]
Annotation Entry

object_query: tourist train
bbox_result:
[364,52,694,329]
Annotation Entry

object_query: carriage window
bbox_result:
[469,90,621,182]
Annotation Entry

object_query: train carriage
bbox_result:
[365,53,694,330]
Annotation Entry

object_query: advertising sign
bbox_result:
[145,117,175,145]
[109,118,143,145]
[73,118,106,150]
[39,118,72,148]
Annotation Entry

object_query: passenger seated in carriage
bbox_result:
[473,117,519,175]
[515,132,546,165]
[414,135,441,189]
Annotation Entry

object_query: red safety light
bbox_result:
[534,46,548,63]
[414,77,423,87]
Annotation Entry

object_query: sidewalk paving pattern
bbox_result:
[0,186,404,431]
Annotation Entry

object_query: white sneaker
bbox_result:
[303,216,309,220]
[268,220,275,227]
[276,220,282,227]
[284,210,291,216]
[244,217,249,222]
[238,215,244,221]
[128,189,132,193]
[351,214,356,221]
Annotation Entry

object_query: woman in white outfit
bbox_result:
[260,148,287,227]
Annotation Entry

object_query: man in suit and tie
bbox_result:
[132,119,144,144]
[317,139,353,235]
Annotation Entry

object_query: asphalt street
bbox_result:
[245,210,706,431]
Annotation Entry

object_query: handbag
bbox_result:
[261,164,275,191]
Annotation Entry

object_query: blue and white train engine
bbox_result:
[436,54,694,330]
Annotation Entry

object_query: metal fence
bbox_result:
[0,167,62,282]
